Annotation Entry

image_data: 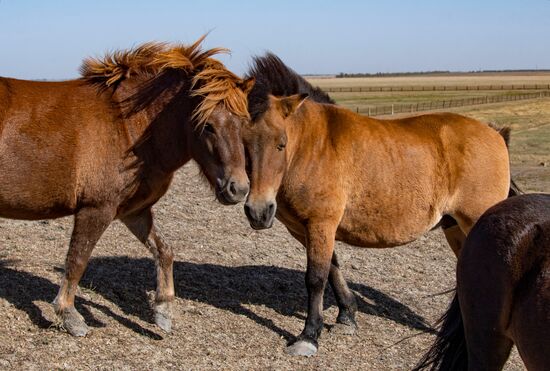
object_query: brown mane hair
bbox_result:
[80,35,249,124]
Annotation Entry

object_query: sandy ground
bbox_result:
[0,159,533,370]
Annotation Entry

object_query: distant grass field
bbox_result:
[307,73,550,112]
[306,74,550,193]
[307,72,550,88]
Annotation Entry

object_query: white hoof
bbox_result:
[154,302,172,333]
[285,340,318,357]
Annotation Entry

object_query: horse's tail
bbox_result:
[488,123,523,197]
[412,293,467,371]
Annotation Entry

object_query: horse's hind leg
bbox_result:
[53,206,114,336]
[510,269,550,370]
[122,207,174,333]
[328,252,358,335]
[441,215,467,257]
[443,227,466,258]
[458,251,514,370]
[461,302,513,371]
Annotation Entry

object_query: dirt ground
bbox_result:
[0,164,534,371]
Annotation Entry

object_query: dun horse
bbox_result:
[242,54,516,356]
[0,36,254,336]
[414,193,550,371]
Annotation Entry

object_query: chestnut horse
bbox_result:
[414,193,550,371]
[0,36,254,336]
[242,54,517,356]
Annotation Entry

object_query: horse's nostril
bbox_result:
[229,181,237,196]
[268,202,275,214]
[244,204,252,218]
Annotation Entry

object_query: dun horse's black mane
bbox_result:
[246,53,334,120]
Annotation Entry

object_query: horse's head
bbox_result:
[81,37,257,206]
[189,77,256,205]
[243,93,308,229]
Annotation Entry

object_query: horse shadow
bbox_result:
[80,256,435,339]
[0,259,162,339]
[0,256,434,341]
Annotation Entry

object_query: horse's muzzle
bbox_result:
[216,178,249,205]
[244,200,276,229]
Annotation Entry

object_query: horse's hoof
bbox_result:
[154,311,172,333]
[330,322,357,336]
[154,302,172,333]
[285,340,318,357]
[62,308,89,337]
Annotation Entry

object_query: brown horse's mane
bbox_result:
[80,35,249,123]
[246,53,334,121]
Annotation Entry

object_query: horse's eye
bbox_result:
[277,143,286,151]
[203,123,215,134]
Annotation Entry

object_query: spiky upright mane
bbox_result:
[245,53,334,120]
[80,35,249,123]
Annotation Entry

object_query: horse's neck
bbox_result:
[288,102,332,159]
[295,102,385,144]
[117,76,193,175]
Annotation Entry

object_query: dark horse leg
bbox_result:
[53,206,115,336]
[285,227,358,337]
[459,250,514,370]
[510,281,550,371]
[122,207,174,332]
[328,252,358,335]
[286,222,336,357]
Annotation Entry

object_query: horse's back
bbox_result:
[459,194,550,289]
[462,194,550,263]
[0,77,121,219]
[458,194,550,369]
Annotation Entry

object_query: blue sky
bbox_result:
[0,0,549,79]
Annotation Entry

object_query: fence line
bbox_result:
[324,84,550,93]
[356,91,550,117]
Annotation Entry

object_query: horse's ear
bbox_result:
[239,77,256,94]
[279,93,308,118]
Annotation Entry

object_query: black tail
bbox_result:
[413,293,468,371]
[508,178,522,197]
[488,123,523,198]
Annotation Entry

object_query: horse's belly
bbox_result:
[0,150,78,219]
[0,202,74,220]
[0,171,77,219]
[336,208,441,248]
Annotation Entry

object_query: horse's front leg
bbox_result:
[122,207,174,332]
[53,206,115,336]
[286,226,358,335]
[286,221,337,357]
